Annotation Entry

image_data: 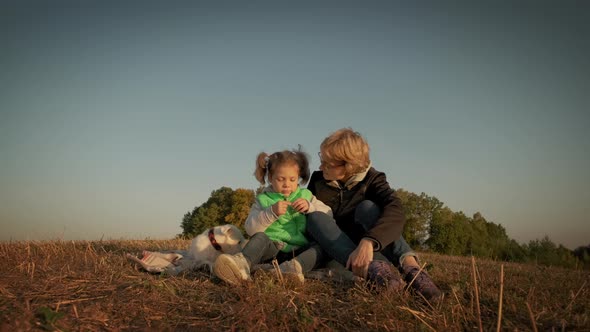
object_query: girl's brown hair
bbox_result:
[254,146,310,186]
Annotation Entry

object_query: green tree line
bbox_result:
[180,187,588,269]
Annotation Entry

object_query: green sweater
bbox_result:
[258,187,312,252]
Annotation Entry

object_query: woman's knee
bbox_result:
[355,200,380,230]
[306,212,333,232]
[356,200,380,215]
[308,211,328,223]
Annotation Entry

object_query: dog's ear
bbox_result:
[223,225,234,234]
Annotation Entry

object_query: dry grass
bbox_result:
[1,239,588,331]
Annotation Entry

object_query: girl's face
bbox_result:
[269,163,300,198]
[319,150,347,182]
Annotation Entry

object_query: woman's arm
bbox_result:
[364,172,406,250]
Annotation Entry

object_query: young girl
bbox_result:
[213,148,332,285]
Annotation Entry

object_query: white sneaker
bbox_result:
[278,259,304,284]
[213,253,251,285]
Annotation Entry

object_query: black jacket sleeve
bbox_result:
[363,172,406,250]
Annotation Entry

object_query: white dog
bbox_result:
[126,224,246,275]
[186,224,246,273]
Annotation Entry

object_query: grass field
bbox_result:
[1,239,588,331]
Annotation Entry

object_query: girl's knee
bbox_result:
[251,232,270,241]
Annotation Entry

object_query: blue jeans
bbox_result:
[306,200,416,270]
[241,232,325,273]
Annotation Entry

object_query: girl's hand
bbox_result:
[346,239,374,278]
[291,198,310,213]
[272,200,291,216]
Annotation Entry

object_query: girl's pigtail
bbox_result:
[295,149,311,185]
[254,152,269,185]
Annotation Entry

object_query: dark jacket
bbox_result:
[307,167,406,251]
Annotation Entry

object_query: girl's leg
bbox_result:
[241,232,279,266]
[291,242,327,273]
[266,243,326,284]
[214,232,278,285]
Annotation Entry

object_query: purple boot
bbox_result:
[367,260,404,291]
[402,266,442,301]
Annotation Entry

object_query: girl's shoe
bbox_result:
[213,253,251,285]
[278,259,305,284]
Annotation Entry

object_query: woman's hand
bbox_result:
[346,239,374,278]
[291,198,310,213]
[272,200,291,216]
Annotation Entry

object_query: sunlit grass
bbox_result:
[1,240,588,330]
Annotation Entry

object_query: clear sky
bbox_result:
[1,1,588,249]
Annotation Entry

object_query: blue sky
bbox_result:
[1,1,588,249]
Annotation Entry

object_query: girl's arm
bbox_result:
[244,200,278,236]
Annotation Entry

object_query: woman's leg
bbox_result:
[356,201,442,300]
[306,212,357,266]
[355,200,417,268]
[307,211,405,289]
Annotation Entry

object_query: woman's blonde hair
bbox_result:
[320,128,370,175]
[254,146,310,186]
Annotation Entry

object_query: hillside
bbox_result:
[1,239,588,331]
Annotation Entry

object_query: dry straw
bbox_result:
[471,256,483,332]
[496,264,504,332]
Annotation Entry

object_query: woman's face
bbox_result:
[318,150,347,182]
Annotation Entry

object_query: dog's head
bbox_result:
[212,224,246,254]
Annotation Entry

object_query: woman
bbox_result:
[306,128,442,301]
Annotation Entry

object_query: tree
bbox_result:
[397,189,443,249]
[178,186,585,269]
[573,245,590,269]
[484,221,512,260]
[180,210,198,237]
[225,188,256,229]
[426,207,470,255]
[179,187,255,238]
[524,236,577,268]
[501,239,527,262]
[466,212,490,257]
